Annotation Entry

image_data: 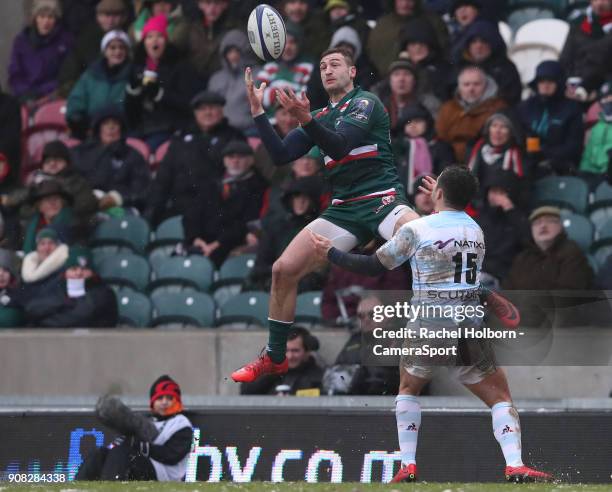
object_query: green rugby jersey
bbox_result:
[301,86,404,202]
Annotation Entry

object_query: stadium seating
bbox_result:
[561,211,594,252]
[92,215,151,255]
[509,43,559,88]
[295,291,323,324]
[212,254,256,305]
[499,21,514,50]
[513,18,569,53]
[150,291,216,328]
[32,99,68,127]
[217,291,270,327]
[506,2,558,32]
[148,255,215,295]
[97,253,151,292]
[533,176,589,213]
[147,215,184,266]
[116,287,152,328]
[589,182,612,231]
[591,218,612,266]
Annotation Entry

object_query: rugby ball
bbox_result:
[247,4,286,62]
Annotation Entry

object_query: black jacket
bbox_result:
[240,356,324,395]
[18,277,117,328]
[0,89,21,191]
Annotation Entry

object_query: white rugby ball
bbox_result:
[247,4,286,62]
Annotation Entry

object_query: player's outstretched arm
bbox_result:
[277,87,368,161]
[245,68,313,165]
[310,230,388,276]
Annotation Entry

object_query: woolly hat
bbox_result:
[42,140,71,164]
[32,0,62,18]
[329,26,362,60]
[149,375,182,407]
[142,14,169,40]
[325,0,350,11]
[190,90,226,108]
[96,0,127,14]
[100,29,131,53]
[36,226,60,244]
[529,60,565,89]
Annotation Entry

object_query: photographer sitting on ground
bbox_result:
[76,375,193,482]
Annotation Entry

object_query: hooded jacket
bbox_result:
[517,61,584,171]
[454,20,522,105]
[366,0,449,77]
[580,112,612,174]
[207,29,259,131]
[436,75,507,163]
[8,24,74,100]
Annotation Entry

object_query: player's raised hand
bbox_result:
[309,229,332,261]
[245,67,266,116]
[277,88,312,125]
[418,175,437,196]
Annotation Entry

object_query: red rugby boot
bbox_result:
[480,287,521,329]
[231,353,288,383]
[505,465,553,482]
[390,463,417,483]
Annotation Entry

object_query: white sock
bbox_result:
[491,401,523,467]
[395,395,420,466]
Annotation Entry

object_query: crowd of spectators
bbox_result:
[0,0,611,341]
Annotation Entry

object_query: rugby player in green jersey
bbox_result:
[231,47,420,383]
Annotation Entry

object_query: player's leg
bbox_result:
[231,219,358,383]
[377,204,420,240]
[461,368,553,482]
[391,367,431,483]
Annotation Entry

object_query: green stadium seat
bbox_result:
[116,287,152,328]
[591,218,612,266]
[148,255,215,295]
[588,182,612,231]
[533,176,589,213]
[151,291,216,328]
[98,253,151,292]
[561,212,593,252]
[295,291,323,324]
[217,291,269,327]
[212,254,257,305]
[147,216,184,262]
[586,254,599,274]
[92,215,151,254]
[92,245,133,270]
[506,2,558,32]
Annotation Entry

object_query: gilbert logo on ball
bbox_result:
[247,4,286,61]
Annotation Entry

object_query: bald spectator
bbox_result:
[366,0,448,77]
[436,66,506,163]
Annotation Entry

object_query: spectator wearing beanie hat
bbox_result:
[66,29,132,139]
[76,375,193,481]
[16,245,118,328]
[129,0,189,51]
[0,248,23,328]
[3,141,97,236]
[8,0,73,102]
[324,0,370,49]
[517,60,584,179]
[125,14,200,150]
[58,0,129,97]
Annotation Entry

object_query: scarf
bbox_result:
[405,137,433,195]
[222,169,254,200]
[581,6,612,37]
[468,139,524,177]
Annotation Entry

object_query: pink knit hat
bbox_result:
[142,14,168,40]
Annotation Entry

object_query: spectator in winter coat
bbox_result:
[58,0,130,97]
[0,249,23,328]
[22,181,75,254]
[579,79,612,185]
[241,327,324,395]
[18,246,117,328]
[393,103,454,196]
[307,25,378,109]
[436,66,507,163]
[476,171,531,285]
[256,22,315,117]
[246,177,328,293]
[517,60,585,178]
[281,0,330,59]
[448,0,482,62]
[373,58,440,135]
[71,107,151,213]
[398,19,453,100]
[8,0,74,102]
[366,0,448,77]
[182,140,267,266]
[66,30,132,139]
[453,19,521,105]
[560,0,612,95]
[207,29,261,133]
[125,15,200,150]
[129,0,189,51]
[4,141,98,235]
[467,112,525,198]
[323,0,370,48]
[77,375,193,481]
